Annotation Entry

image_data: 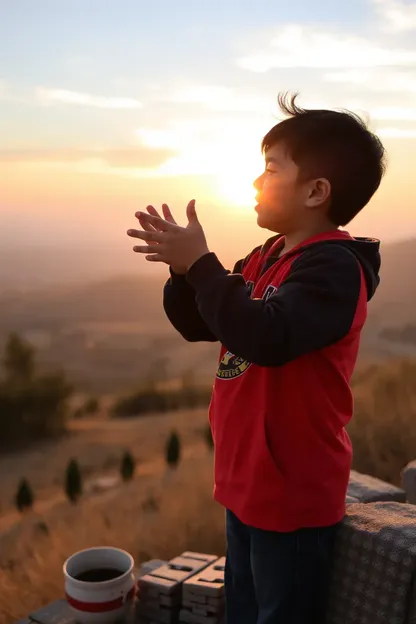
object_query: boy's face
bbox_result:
[253,143,325,233]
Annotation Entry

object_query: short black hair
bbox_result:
[261,92,387,226]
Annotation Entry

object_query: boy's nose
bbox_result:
[253,173,264,190]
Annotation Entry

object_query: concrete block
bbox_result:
[348,470,406,503]
[403,460,416,504]
[29,600,74,624]
[181,557,225,623]
[345,495,360,504]
[137,552,219,623]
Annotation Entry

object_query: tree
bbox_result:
[121,451,135,482]
[15,478,34,512]
[166,430,181,468]
[2,333,35,384]
[29,372,73,436]
[65,459,82,503]
[0,334,74,449]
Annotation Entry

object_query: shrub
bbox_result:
[111,386,211,418]
[15,478,34,512]
[166,430,181,468]
[121,451,135,482]
[2,333,35,384]
[112,390,170,417]
[65,459,82,503]
[0,332,73,449]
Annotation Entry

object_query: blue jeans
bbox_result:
[224,509,339,624]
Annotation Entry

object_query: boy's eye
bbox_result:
[265,168,277,174]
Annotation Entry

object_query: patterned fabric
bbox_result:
[403,461,416,504]
[326,502,416,624]
[348,470,406,503]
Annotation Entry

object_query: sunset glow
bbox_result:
[215,162,261,211]
[1,0,416,259]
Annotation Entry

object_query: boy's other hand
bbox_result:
[135,204,187,274]
[127,200,210,272]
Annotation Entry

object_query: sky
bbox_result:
[1,0,416,271]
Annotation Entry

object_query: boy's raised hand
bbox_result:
[135,203,186,274]
[127,200,210,274]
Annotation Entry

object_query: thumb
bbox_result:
[186,199,199,225]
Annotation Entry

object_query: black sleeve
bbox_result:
[185,246,362,366]
[162,259,245,342]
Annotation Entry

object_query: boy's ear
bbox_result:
[306,178,331,208]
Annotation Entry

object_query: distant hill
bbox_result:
[369,238,416,325]
[361,238,416,358]
[1,236,414,331]
[0,273,169,334]
[0,245,150,292]
[0,237,414,391]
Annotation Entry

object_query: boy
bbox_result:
[127,93,386,623]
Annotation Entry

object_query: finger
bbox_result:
[161,204,177,224]
[145,254,168,263]
[135,212,178,232]
[127,229,163,243]
[146,205,172,231]
[135,206,159,232]
[133,244,160,254]
[146,205,162,219]
[186,199,199,224]
[137,213,158,232]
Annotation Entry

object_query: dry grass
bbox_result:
[349,357,416,485]
[0,407,210,521]
[0,453,224,624]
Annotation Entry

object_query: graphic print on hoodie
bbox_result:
[163,230,380,532]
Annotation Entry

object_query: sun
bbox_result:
[215,158,262,210]
[216,175,257,209]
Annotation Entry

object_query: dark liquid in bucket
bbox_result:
[74,568,124,582]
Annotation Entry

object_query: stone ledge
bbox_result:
[403,460,416,505]
[326,501,416,624]
[347,469,406,503]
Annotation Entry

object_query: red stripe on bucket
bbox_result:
[66,585,135,613]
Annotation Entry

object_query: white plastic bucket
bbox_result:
[63,547,136,624]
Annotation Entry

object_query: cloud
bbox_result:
[237,24,416,72]
[370,106,416,121]
[372,0,416,33]
[36,88,142,109]
[166,85,271,114]
[136,118,266,177]
[136,116,268,153]
[377,127,416,138]
[0,147,174,168]
[324,68,416,94]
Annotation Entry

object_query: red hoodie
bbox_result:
[163,230,381,532]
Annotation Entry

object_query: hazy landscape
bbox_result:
[1,237,416,394]
[3,0,416,621]
[1,215,416,624]
[1,235,416,622]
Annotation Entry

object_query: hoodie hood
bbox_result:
[325,237,380,301]
[260,231,381,302]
